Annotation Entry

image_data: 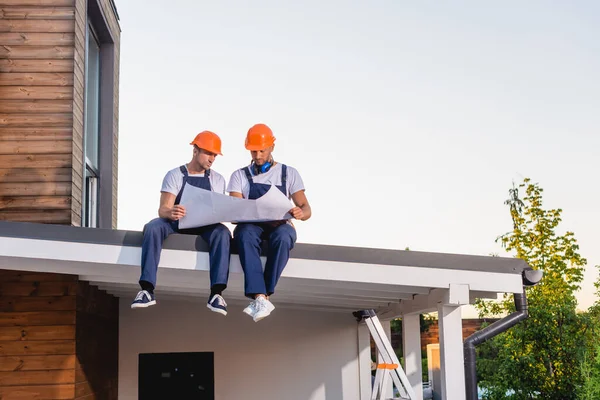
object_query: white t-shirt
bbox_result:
[161,166,226,196]
[227,163,305,199]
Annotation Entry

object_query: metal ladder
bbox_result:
[354,310,417,400]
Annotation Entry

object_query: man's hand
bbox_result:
[168,205,186,221]
[289,207,304,220]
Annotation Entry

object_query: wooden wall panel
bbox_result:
[0,270,77,399]
[69,0,84,227]
[0,59,74,73]
[0,99,73,113]
[0,6,75,19]
[0,384,75,399]
[0,32,75,46]
[0,0,75,5]
[0,3,76,225]
[0,354,76,371]
[0,19,75,33]
[0,270,119,400]
[75,281,119,399]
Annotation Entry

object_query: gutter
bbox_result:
[464,268,543,400]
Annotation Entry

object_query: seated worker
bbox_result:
[228,123,312,322]
[131,131,231,315]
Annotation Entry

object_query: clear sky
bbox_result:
[115,1,600,314]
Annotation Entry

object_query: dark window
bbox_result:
[138,352,215,400]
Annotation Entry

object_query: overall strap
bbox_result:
[175,165,188,205]
[281,164,288,194]
[243,167,254,183]
[179,165,188,177]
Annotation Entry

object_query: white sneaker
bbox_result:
[252,297,272,322]
[264,298,275,312]
[243,299,257,316]
[243,297,275,317]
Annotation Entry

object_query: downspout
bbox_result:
[463,268,543,400]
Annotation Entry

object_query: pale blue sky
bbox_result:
[116,1,600,312]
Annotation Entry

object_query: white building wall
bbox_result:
[119,299,363,400]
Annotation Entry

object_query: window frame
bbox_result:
[80,0,117,229]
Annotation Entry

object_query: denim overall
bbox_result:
[233,164,297,297]
[139,166,231,290]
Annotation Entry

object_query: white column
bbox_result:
[437,303,466,400]
[402,314,424,400]
[357,323,372,400]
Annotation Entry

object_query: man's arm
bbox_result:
[289,190,311,221]
[229,192,243,199]
[158,192,185,220]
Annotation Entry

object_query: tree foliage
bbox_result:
[475,178,590,399]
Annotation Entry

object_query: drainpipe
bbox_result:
[464,268,543,400]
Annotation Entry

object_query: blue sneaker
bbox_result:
[207,294,227,316]
[131,290,156,308]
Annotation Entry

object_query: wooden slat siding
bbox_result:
[0,19,74,33]
[0,271,78,398]
[70,0,84,228]
[98,0,120,39]
[0,86,73,100]
[0,140,70,154]
[74,381,92,398]
[0,384,75,399]
[0,114,73,127]
[73,0,84,38]
[0,153,71,168]
[0,72,74,86]
[76,282,118,400]
[0,32,74,46]
[0,271,76,282]
[0,182,71,196]
[0,127,72,140]
[0,282,77,297]
[0,296,75,313]
[0,0,75,6]
[0,195,71,210]
[0,210,70,223]
[0,355,76,371]
[0,325,75,341]
[0,3,77,226]
[0,45,74,59]
[0,7,75,20]
[74,367,85,383]
[0,168,71,183]
[0,369,75,386]
[0,99,73,113]
[0,59,73,73]
[0,340,75,355]
[0,310,75,326]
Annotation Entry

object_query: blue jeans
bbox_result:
[139,218,231,290]
[234,223,296,298]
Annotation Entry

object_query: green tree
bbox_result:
[475,178,589,399]
[578,265,600,400]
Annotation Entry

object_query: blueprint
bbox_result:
[177,185,293,229]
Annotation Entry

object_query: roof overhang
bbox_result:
[0,221,528,316]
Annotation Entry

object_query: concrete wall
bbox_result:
[119,299,363,400]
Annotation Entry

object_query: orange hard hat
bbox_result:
[245,123,276,151]
[190,130,222,155]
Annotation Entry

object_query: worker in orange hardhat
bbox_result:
[132,131,232,316]
[228,123,312,322]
